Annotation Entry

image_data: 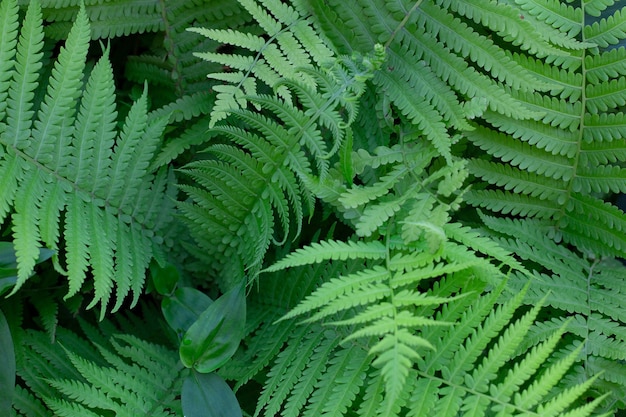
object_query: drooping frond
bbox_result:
[465,2,626,258]
[0,1,176,316]
[305,0,561,162]
[179,2,384,284]
[14,313,185,416]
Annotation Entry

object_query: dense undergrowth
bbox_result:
[1,0,626,416]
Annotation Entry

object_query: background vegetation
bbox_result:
[1,0,626,416]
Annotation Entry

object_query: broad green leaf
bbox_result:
[0,310,15,415]
[0,242,17,266]
[0,276,16,296]
[162,287,213,337]
[180,282,246,373]
[0,242,52,296]
[182,371,242,417]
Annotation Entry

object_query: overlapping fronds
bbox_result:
[480,212,626,413]
[252,134,541,413]
[0,0,176,316]
[191,0,337,127]
[179,0,384,284]
[27,0,248,41]
[305,0,563,163]
[234,256,602,417]
[179,1,619,414]
[465,2,626,257]
[123,0,251,100]
[13,315,184,417]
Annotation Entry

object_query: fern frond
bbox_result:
[301,343,370,417]
[0,0,19,121]
[182,39,380,283]
[584,6,626,48]
[514,0,583,37]
[480,213,626,410]
[466,1,626,258]
[264,241,386,273]
[192,0,335,127]
[436,0,571,55]
[0,2,176,313]
[17,314,185,416]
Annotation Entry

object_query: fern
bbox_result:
[465,1,626,258]
[190,0,336,127]
[480,212,626,413]
[206,0,624,415]
[0,0,176,315]
[13,314,185,417]
[235,258,603,416]
[4,0,626,415]
[179,0,384,284]
[126,0,251,173]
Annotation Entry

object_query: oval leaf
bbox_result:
[162,287,213,336]
[179,282,246,373]
[182,371,242,417]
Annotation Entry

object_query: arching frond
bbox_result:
[16,314,185,416]
[180,3,383,284]
[0,1,175,315]
[466,2,626,258]
[481,213,626,411]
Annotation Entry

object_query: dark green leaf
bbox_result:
[0,310,15,415]
[0,277,16,297]
[180,282,246,373]
[0,242,17,267]
[0,242,53,268]
[182,371,242,417]
[150,261,181,296]
[162,287,213,336]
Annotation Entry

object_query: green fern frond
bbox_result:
[480,212,626,410]
[192,0,335,127]
[247,255,600,417]
[16,320,184,417]
[264,240,386,273]
[0,2,176,314]
[514,0,583,37]
[465,2,626,258]
[181,19,381,283]
[584,6,626,48]
[259,140,530,411]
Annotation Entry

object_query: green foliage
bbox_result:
[179,2,384,284]
[0,0,176,316]
[0,309,15,416]
[13,312,185,416]
[2,0,626,416]
[182,372,243,417]
[465,0,626,258]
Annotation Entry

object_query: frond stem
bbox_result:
[384,0,424,50]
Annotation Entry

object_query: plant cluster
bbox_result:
[1,0,626,416]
